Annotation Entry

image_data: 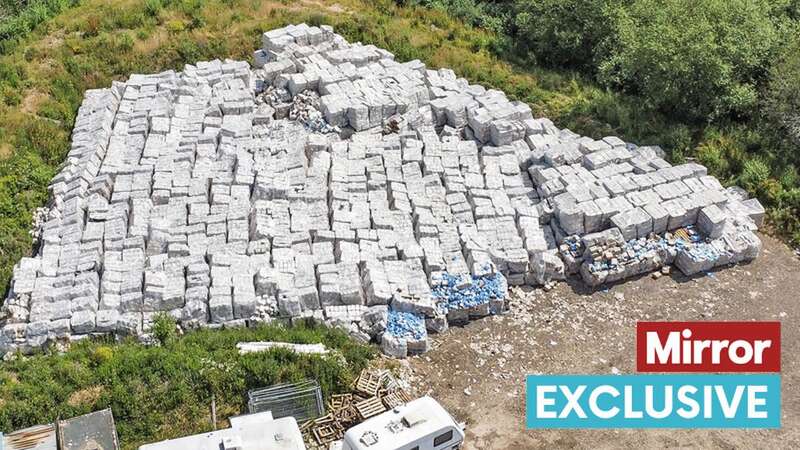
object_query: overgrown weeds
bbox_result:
[0,319,374,449]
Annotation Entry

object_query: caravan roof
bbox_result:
[342,396,462,450]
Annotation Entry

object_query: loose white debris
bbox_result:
[1,24,763,356]
[236,341,329,355]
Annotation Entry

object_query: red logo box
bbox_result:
[637,322,781,372]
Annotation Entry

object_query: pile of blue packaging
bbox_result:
[682,240,722,263]
[563,235,583,258]
[384,270,509,341]
[386,309,427,340]
[431,272,506,311]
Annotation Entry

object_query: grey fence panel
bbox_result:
[247,379,324,422]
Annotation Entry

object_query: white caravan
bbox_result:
[342,396,464,450]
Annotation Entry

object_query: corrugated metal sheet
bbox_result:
[2,424,57,450]
[58,409,119,450]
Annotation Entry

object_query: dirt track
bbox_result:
[402,233,800,449]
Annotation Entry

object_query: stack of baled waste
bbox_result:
[1,23,764,358]
[382,309,428,358]
[381,268,508,358]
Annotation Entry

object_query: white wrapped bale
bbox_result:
[697,205,727,239]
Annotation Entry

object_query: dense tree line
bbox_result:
[405,0,798,122]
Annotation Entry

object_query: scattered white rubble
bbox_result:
[29,206,50,243]
[1,23,764,357]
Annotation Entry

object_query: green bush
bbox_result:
[598,0,783,120]
[16,118,69,165]
[512,0,615,70]
[695,132,746,182]
[0,0,78,53]
[151,314,177,346]
[0,59,24,87]
[488,0,799,123]
[143,0,164,18]
[762,33,800,156]
[407,0,507,33]
[778,166,799,190]
[1,85,21,105]
[90,346,114,365]
[740,158,772,193]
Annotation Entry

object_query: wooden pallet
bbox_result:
[299,420,314,433]
[304,370,413,447]
[312,423,342,446]
[336,405,359,426]
[310,413,344,446]
[355,395,387,420]
[381,389,412,409]
[327,393,353,411]
[354,370,383,397]
[312,414,337,427]
[379,371,402,391]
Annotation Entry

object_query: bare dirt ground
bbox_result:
[400,233,800,449]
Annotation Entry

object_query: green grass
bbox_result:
[0,0,80,53]
[0,320,374,449]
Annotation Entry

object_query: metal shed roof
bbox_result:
[58,409,119,450]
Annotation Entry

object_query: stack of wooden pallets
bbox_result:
[301,368,413,448]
